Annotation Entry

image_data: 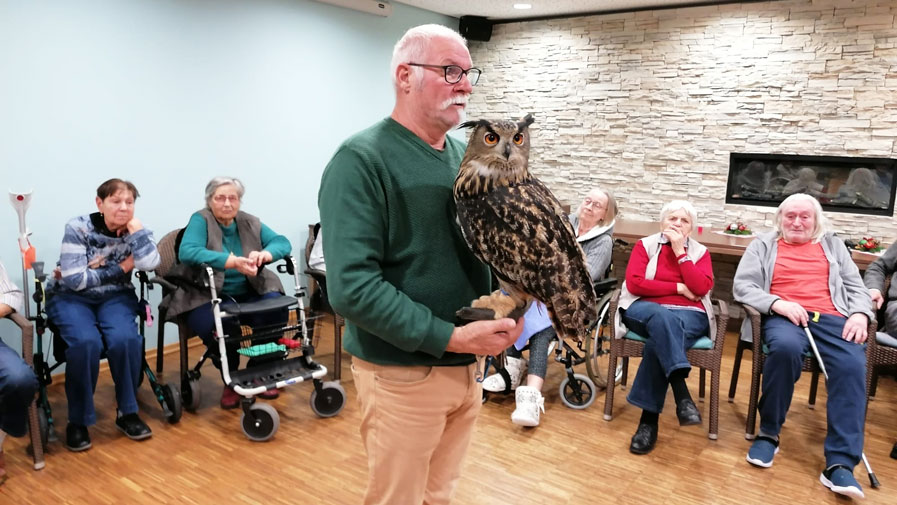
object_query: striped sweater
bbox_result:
[49,213,160,298]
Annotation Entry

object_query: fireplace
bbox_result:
[726,152,897,216]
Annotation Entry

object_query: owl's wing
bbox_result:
[455,178,598,342]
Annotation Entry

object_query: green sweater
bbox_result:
[318,118,491,366]
[179,211,292,296]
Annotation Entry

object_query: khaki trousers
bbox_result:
[352,357,482,505]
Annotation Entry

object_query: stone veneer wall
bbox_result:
[466,0,897,243]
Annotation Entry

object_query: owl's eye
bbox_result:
[484,133,499,145]
[513,133,525,145]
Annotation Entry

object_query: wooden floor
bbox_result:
[3,322,897,504]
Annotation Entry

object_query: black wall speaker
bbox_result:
[459,16,492,42]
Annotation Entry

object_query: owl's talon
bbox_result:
[456,307,497,322]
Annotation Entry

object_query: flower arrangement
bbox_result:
[853,236,884,253]
[724,222,753,236]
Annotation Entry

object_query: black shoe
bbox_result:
[629,423,658,455]
[65,423,92,452]
[676,398,702,426]
[115,413,153,441]
[890,442,897,460]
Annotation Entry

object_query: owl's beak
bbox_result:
[502,143,511,159]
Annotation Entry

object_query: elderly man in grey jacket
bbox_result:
[733,193,873,500]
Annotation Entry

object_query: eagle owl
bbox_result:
[453,114,598,344]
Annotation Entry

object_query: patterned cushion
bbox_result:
[623,331,713,350]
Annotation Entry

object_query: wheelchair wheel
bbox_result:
[241,403,280,442]
[559,373,596,410]
[182,379,202,412]
[310,381,346,418]
[161,384,183,424]
[585,291,616,389]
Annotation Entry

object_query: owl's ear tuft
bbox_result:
[518,113,535,129]
[458,119,490,130]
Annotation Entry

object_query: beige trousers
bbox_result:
[351,357,482,505]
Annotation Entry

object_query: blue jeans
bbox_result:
[46,290,142,426]
[760,314,866,468]
[621,301,709,413]
[185,291,286,373]
[0,337,38,437]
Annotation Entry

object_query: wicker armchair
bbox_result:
[867,331,897,400]
[740,303,877,440]
[7,312,44,470]
[602,289,729,440]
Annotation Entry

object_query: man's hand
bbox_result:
[841,313,869,343]
[869,288,884,310]
[445,317,524,356]
[247,250,274,267]
[771,299,808,327]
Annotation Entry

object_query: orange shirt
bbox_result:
[770,239,840,316]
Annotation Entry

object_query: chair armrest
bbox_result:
[7,312,34,367]
[712,298,729,349]
[149,277,179,292]
[608,288,622,338]
[740,303,764,354]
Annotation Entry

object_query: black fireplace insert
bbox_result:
[726,152,897,216]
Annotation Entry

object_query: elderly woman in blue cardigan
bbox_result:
[46,178,160,452]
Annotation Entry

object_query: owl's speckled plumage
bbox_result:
[453,114,598,344]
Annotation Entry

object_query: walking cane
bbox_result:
[802,312,880,488]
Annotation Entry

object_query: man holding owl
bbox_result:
[318,24,523,505]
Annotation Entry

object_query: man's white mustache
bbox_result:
[441,95,469,109]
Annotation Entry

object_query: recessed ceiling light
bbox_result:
[513,3,532,9]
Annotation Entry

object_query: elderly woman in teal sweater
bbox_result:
[173,177,291,409]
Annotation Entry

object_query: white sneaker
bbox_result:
[511,386,545,427]
[482,356,527,393]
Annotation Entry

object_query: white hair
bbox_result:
[390,24,467,89]
[659,200,698,228]
[205,176,245,208]
[575,187,618,226]
[775,193,828,242]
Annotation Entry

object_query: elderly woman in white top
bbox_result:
[482,187,619,428]
[570,187,618,282]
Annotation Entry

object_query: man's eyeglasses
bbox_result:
[407,63,482,86]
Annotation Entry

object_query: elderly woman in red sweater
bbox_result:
[615,200,716,455]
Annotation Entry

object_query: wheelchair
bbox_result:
[27,261,182,450]
[152,236,346,442]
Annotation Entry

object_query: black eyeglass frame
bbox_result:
[407,63,482,85]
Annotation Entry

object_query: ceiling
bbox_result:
[394,0,758,21]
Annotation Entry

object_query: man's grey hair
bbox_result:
[204,176,245,208]
[391,24,467,88]
[775,193,828,242]
[659,200,698,229]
